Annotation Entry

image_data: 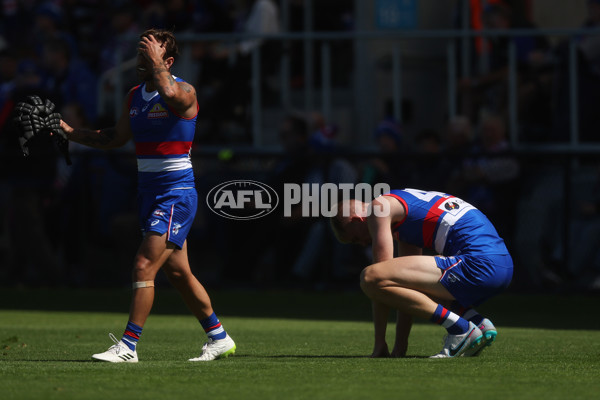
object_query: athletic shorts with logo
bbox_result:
[137,188,197,249]
[435,253,513,308]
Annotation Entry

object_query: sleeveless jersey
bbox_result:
[383,188,508,256]
[128,77,197,193]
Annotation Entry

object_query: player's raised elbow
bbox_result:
[161,87,178,101]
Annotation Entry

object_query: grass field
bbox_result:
[1,288,599,400]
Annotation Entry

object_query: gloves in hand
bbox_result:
[13,95,72,165]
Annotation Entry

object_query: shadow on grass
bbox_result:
[236,354,369,359]
[248,355,432,359]
[7,355,436,362]
[1,287,599,331]
[5,359,94,363]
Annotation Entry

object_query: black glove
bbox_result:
[47,112,72,165]
[13,96,72,165]
[14,98,46,156]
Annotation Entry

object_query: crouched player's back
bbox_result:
[384,188,510,257]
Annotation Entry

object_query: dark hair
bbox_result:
[140,29,179,60]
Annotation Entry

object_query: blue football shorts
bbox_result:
[137,188,197,249]
[434,253,513,308]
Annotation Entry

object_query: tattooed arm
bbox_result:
[139,34,198,118]
[60,90,133,150]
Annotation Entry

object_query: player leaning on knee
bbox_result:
[331,189,513,358]
[59,29,235,363]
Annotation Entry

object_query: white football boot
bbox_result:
[188,334,236,362]
[92,333,138,363]
[464,318,497,357]
[430,322,483,358]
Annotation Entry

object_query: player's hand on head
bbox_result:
[138,34,166,63]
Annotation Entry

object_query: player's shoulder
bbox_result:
[128,84,142,94]
[125,85,142,109]
[126,84,142,100]
[173,76,194,86]
[371,194,392,209]
[173,76,196,95]
[369,195,405,221]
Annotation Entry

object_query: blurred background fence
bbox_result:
[2,0,600,291]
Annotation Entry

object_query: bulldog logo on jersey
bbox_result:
[148,103,168,119]
[445,201,460,211]
[130,107,139,117]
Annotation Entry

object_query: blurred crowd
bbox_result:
[1,0,600,292]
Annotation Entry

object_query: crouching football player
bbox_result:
[330,189,513,358]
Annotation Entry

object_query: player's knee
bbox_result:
[164,267,190,283]
[360,264,384,292]
[164,268,183,281]
[132,255,156,280]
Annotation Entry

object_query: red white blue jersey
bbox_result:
[128,77,197,193]
[383,188,509,256]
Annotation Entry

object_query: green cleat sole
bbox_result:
[218,345,236,359]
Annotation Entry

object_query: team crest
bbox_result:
[153,210,165,217]
[129,107,139,117]
[172,223,181,235]
[148,103,168,119]
[445,202,460,210]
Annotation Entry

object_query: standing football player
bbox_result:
[60,29,235,362]
[330,189,513,358]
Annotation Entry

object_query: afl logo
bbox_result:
[206,180,279,220]
[445,201,460,210]
[130,107,139,117]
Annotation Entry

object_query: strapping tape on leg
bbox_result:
[132,281,155,289]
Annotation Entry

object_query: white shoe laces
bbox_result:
[197,338,226,359]
[106,333,124,354]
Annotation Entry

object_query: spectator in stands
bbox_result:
[195,0,280,144]
[192,0,234,33]
[455,113,520,244]
[31,3,78,59]
[40,38,98,123]
[100,5,140,73]
[569,167,600,290]
[445,115,475,155]
[360,117,408,190]
[290,113,360,286]
[410,128,449,191]
[458,2,553,140]
[97,5,141,113]
[0,43,18,131]
[553,0,600,142]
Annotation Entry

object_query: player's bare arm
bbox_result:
[367,196,400,262]
[388,240,421,357]
[60,91,133,149]
[138,34,197,118]
[364,196,398,357]
[366,196,415,357]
